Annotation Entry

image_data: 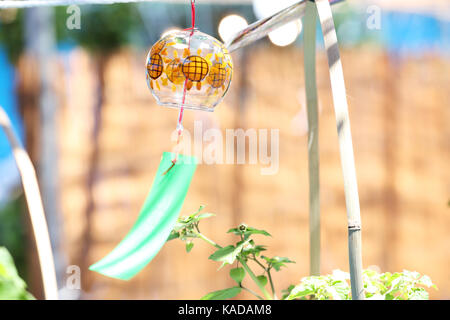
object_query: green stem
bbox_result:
[194,230,273,300]
[240,259,273,300]
[196,232,221,249]
[241,286,264,300]
[252,255,267,271]
[267,268,278,300]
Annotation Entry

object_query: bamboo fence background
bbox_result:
[17,43,450,299]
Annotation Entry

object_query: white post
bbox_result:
[304,1,321,276]
[0,106,58,300]
[315,0,364,299]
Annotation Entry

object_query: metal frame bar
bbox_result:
[226,0,344,52]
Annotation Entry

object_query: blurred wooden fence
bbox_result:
[18,44,450,299]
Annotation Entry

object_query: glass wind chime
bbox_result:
[90,0,232,280]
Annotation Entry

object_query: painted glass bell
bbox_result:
[146,29,233,112]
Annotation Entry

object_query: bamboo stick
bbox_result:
[303,1,321,276]
[315,0,364,299]
[0,105,58,300]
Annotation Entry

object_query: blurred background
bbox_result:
[0,0,448,299]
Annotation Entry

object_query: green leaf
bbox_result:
[208,240,249,268]
[196,213,215,220]
[230,267,245,284]
[325,281,349,300]
[186,242,194,253]
[281,284,295,300]
[189,205,206,218]
[409,288,428,300]
[246,227,271,237]
[286,269,435,300]
[242,245,267,257]
[0,247,35,300]
[167,231,180,241]
[227,226,271,239]
[200,287,242,300]
[331,278,350,293]
[172,221,186,232]
[418,275,434,288]
[208,245,242,268]
[262,256,295,271]
[286,284,315,300]
[209,245,236,264]
[257,275,268,287]
[227,227,240,234]
[0,247,20,279]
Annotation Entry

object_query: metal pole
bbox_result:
[226,0,344,52]
[0,0,252,9]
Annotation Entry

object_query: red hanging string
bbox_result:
[183,0,196,32]
[166,0,196,172]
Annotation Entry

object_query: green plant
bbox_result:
[168,206,437,300]
[0,195,28,277]
[285,269,436,300]
[168,205,294,300]
[0,247,34,300]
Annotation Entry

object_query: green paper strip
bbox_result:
[89,152,197,280]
